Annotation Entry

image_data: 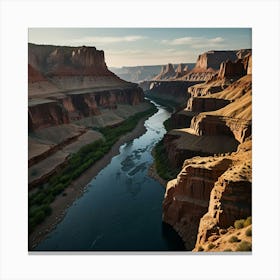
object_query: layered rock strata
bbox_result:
[193,140,252,251]
[182,49,251,82]
[28,43,145,131]
[28,43,147,190]
[161,51,252,251]
[29,87,144,131]
[163,140,251,250]
[153,63,176,80]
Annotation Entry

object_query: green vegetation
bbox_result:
[234,216,252,229]
[29,105,157,233]
[236,241,252,251]
[234,219,245,229]
[153,139,180,181]
[163,118,173,132]
[146,95,179,112]
[208,243,215,250]
[245,227,252,237]
[228,236,240,243]
[223,249,232,252]
[244,216,252,227]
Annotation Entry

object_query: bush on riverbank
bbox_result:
[153,139,179,181]
[29,105,157,233]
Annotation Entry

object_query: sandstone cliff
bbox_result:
[162,140,251,250]
[153,63,176,80]
[182,49,251,82]
[161,51,252,251]
[28,43,145,131]
[193,140,252,251]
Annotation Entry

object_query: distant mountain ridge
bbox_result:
[110,63,195,83]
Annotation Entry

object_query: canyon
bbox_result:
[28,43,149,190]
[28,42,252,252]
[159,49,252,251]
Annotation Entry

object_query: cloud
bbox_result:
[161,36,225,48]
[71,35,146,44]
[105,48,197,67]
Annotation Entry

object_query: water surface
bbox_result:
[36,101,185,251]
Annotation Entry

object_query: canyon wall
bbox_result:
[161,50,252,251]
[29,87,144,131]
[143,81,200,106]
[184,49,251,82]
[28,43,145,131]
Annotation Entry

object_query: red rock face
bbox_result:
[194,50,240,70]
[154,63,176,80]
[218,59,246,79]
[28,43,146,131]
[194,141,252,249]
[29,43,113,77]
[161,52,252,251]
[185,49,251,82]
[28,101,69,131]
[163,157,233,249]
[28,64,46,83]
[28,87,144,131]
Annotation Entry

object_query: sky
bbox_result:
[28,28,251,67]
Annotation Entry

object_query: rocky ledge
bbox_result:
[160,49,252,251]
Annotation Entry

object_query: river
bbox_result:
[35,101,185,251]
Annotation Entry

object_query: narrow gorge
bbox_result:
[28,38,252,252]
[149,49,252,252]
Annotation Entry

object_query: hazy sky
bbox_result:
[29,28,251,67]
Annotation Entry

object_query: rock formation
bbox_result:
[182,49,251,82]
[161,50,252,251]
[194,50,239,70]
[28,43,145,131]
[194,140,252,251]
[162,139,252,250]
[145,80,199,106]
[28,43,148,191]
[153,63,176,80]
[174,63,189,78]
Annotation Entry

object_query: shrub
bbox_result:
[208,243,215,250]
[236,241,252,251]
[245,227,252,237]
[153,139,179,181]
[229,236,240,243]
[32,210,45,224]
[224,248,232,252]
[29,105,158,231]
[234,219,245,229]
[244,216,252,227]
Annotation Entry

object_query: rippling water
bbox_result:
[35,101,185,251]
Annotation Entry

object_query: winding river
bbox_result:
[35,101,185,251]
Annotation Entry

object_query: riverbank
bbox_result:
[29,113,154,249]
